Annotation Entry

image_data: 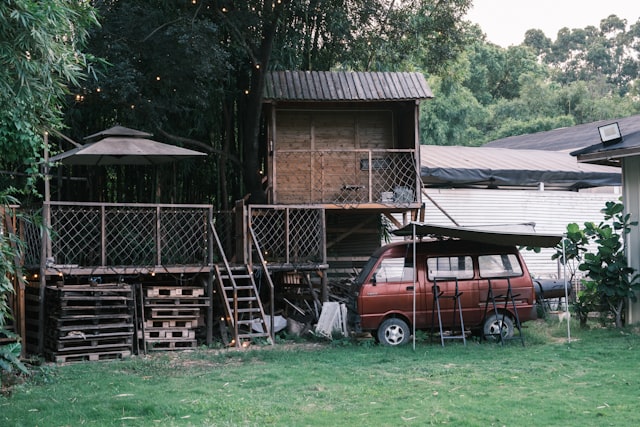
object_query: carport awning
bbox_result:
[421,145,621,189]
[393,222,563,248]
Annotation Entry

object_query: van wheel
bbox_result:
[482,314,514,340]
[377,318,410,346]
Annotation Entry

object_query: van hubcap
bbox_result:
[385,325,405,344]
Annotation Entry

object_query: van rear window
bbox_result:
[478,254,523,278]
[427,256,474,280]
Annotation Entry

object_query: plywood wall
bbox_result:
[273,109,394,203]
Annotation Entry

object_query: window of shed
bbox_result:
[360,158,391,170]
[427,256,474,280]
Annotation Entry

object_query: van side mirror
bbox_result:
[371,274,377,286]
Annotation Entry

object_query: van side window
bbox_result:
[478,254,523,278]
[427,256,473,280]
[372,257,415,283]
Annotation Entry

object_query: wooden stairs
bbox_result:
[210,220,273,347]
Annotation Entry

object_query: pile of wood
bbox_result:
[44,284,134,363]
[139,285,209,351]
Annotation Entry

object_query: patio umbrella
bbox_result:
[49,125,206,165]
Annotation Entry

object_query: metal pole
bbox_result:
[562,237,571,343]
[412,222,416,351]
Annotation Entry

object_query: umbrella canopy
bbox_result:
[50,126,206,166]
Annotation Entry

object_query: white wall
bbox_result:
[623,157,640,324]
[420,188,620,279]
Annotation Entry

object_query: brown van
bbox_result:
[348,239,537,345]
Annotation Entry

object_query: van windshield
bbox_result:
[355,256,379,285]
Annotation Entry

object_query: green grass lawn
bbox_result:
[2,320,640,426]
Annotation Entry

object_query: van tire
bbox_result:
[482,314,514,340]
[377,318,410,346]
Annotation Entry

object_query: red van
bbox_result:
[348,239,537,345]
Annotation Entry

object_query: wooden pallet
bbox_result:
[145,286,205,297]
[148,307,201,318]
[144,298,209,307]
[47,349,132,363]
[145,339,198,351]
[44,284,135,362]
[144,319,197,329]
[139,328,195,339]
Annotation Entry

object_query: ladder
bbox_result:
[210,220,272,347]
[483,277,525,346]
[430,277,466,346]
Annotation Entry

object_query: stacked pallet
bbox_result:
[44,284,134,363]
[141,285,209,351]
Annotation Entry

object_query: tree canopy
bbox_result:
[3,2,640,204]
[422,15,640,146]
[0,0,99,191]
[62,0,472,207]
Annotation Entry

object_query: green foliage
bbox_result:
[556,201,640,328]
[0,0,100,188]
[0,192,29,380]
[0,333,28,381]
[0,193,24,329]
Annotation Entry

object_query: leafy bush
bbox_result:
[0,192,28,380]
[556,201,640,328]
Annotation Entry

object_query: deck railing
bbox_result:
[22,202,225,270]
[248,205,326,266]
[273,149,418,205]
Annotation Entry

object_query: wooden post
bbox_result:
[38,132,50,354]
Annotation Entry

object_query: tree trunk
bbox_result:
[241,2,288,205]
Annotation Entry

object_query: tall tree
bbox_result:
[67,0,472,205]
[0,0,99,192]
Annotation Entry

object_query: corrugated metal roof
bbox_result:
[264,71,433,102]
[484,114,640,152]
[421,145,620,189]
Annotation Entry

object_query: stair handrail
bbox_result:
[209,219,240,344]
[248,225,275,342]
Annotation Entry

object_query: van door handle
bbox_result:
[406,286,414,291]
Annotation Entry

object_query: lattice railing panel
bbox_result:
[51,206,102,266]
[41,203,213,268]
[212,211,235,262]
[275,149,417,204]
[250,208,286,262]
[19,210,43,268]
[160,208,210,265]
[249,206,324,264]
[288,209,324,263]
[105,207,156,266]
